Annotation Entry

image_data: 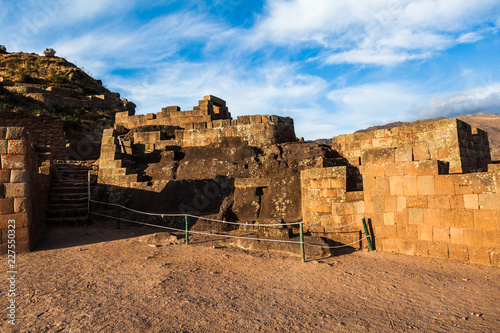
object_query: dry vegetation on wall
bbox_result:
[0,52,106,94]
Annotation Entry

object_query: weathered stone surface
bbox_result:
[92,97,500,266]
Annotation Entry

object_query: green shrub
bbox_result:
[43,48,56,57]
[62,114,81,132]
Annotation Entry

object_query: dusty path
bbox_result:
[1,220,499,332]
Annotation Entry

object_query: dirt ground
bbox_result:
[1,218,499,333]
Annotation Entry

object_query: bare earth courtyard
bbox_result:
[1,219,499,333]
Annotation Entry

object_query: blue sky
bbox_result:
[1,0,500,139]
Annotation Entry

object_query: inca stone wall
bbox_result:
[98,94,499,266]
[302,118,499,266]
[360,159,499,266]
[331,118,491,174]
[0,111,67,160]
[180,115,295,147]
[114,95,231,130]
[0,127,52,254]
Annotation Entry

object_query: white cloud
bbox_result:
[109,60,330,139]
[2,0,136,52]
[252,0,500,66]
[327,82,425,133]
[407,84,500,118]
[457,32,484,44]
[325,49,430,66]
[53,12,222,77]
[325,82,500,135]
[59,0,129,21]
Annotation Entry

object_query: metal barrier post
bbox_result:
[185,215,189,245]
[87,171,92,224]
[361,217,373,251]
[117,206,121,229]
[300,223,305,262]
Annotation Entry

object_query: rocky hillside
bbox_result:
[0,51,135,142]
[354,113,500,160]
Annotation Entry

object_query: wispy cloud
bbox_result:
[325,82,500,136]
[1,0,498,140]
[251,0,500,66]
[327,82,425,133]
[3,0,136,51]
[109,59,330,138]
[52,11,222,77]
[407,84,500,119]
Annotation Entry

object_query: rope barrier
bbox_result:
[325,218,363,229]
[91,211,303,244]
[89,211,369,249]
[89,199,303,227]
[306,236,369,249]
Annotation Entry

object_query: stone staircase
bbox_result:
[46,162,91,225]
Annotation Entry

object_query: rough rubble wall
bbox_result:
[0,111,67,160]
[98,128,138,187]
[98,111,339,224]
[180,116,296,147]
[300,167,366,249]
[113,95,295,149]
[114,95,231,130]
[0,127,52,254]
[3,81,133,114]
[100,96,499,265]
[332,118,491,174]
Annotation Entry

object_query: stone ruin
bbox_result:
[0,95,499,266]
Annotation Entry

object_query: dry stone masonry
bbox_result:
[0,127,52,253]
[0,111,67,160]
[1,94,499,266]
[303,119,499,265]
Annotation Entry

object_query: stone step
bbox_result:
[49,193,88,202]
[52,170,90,177]
[46,207,88,218]
[53,172,90,177]
[49,186,88,194]
[49,197,88,205]
[46,216,89,226]
[47,203,88,210]
[52,167,90,174]
[51,175,89,183]
[50,181,89,188]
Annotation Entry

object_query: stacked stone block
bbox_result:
[132,130,181,152]
[471,128,491,171]
[181,115,296,148]
[98,129,138,187]
[332,118,491,174]
[301,149,500,265]
[113,96,296,150]
[0,111,67,160]
[300,167,367,248]
[115,95,231,130]
[361,158,499,266]
[301,117,499,266]
[0,127,52,254]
